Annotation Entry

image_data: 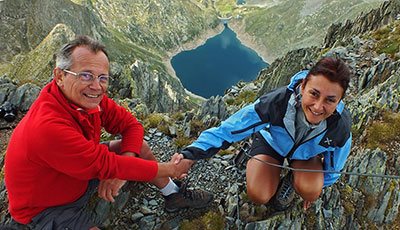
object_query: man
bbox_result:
[5,35,213,230]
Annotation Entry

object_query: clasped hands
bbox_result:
[169,153,194,179]
[98,153,193,202]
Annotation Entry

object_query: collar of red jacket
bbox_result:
[70,103,101,114]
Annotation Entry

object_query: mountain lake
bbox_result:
[171,25,269,98]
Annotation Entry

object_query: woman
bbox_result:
[180,57,352,210]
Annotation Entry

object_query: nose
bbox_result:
[89,78,103,90]
[313,99,324,112]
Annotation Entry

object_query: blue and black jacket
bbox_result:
[182,71,352,186]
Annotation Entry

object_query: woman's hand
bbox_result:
[156,153,194,179]
[303,200,313,210]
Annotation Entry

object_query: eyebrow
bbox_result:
[311,88,338,99]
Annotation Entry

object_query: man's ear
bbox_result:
[54,68,64,87]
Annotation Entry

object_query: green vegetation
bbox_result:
[171,112,185,122]
[237,0,386,60]
[372,22,400,59]
[226,90,257,106]
[142,113,175,136]
[180,210,224,230]
[173,136,193,152]
[0,151,5,180]
[92,0,219,57]
[99,128,115,143]
[0,63,11,77]
[215,0,238,16]
[145,113,165,129]
[217,149,233,156]
[365,111,400,151]
[340,185,355,215]
[190,120,206,136]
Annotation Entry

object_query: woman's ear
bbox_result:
[53,68,64,86]
[301,78,306,94]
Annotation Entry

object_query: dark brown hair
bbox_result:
[304,57,351,97]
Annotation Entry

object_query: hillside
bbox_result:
[225,0,387,62]
[0,0,221,113]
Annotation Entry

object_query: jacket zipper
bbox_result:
[286,126,328,160]
[231,121,265,135]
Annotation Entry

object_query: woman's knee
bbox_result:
[293,176,323,201]
[246,184,274,204]
[291,157,324,201]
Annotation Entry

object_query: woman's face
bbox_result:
[301,74,344,124]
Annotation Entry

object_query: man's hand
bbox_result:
[98,178,127,202]
[97,151,135,202]
[156,153,194,179]
[170,153,194,179]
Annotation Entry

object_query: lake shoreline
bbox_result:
[162,24,225,83]
[162,20,272,99]
[229,19,274,64]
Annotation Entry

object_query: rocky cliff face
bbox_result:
[0,0,220,113]
[324,0,400,49]
[229,0,387,62]
[197,1,400,229]
[0,0,219,63]
[89,0,219,55]
[256,47,320,96]
[0,0,104,63]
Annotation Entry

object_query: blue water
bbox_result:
[171,25,269,98]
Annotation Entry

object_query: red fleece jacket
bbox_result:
[4,79,158,224]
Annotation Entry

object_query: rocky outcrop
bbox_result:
[324,1,400,48]
[0,22,202,113]
[245,147,399,229]
[230,0,387,62]
[110,60,198,113]
[0,0,105,63]
[0,0,220,113]
[90,0,219,55]
[0,76,40,112]
[256,47,320,96]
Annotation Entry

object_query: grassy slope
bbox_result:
[215,0,387,60]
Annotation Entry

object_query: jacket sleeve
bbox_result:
[182,101,268,160]
[100,96,144,155]
[29,116,157,182]
[323,134,352,186]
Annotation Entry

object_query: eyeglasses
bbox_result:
[63,69,112,86]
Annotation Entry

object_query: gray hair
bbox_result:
[55,35,109,70]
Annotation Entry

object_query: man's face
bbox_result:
[301,74,344,124]
[55,46,109,110]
